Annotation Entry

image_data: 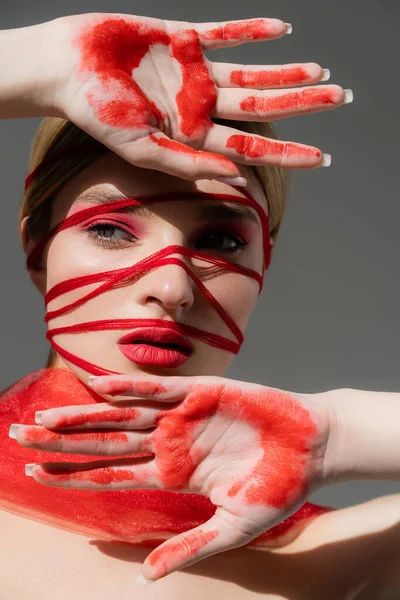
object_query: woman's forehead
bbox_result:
[52,153,268,219]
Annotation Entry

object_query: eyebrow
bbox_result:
[75,188,261,226]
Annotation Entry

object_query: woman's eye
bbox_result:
[195,233,246,254]
[85,223,136,247]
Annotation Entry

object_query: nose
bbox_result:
[135,260,195,313]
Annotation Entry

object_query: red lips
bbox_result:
[118,326,194,354]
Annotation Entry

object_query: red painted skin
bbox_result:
[2,369,332,548]
[240,88,336,114]
[230,66,309,87]
[148,529,220,579]
[22,381,317,509]
[148,134,236,172]
[77,18,216,140]
[226,135,322,159]
[201,19,280,41]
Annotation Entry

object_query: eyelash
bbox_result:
[84,222,247,255]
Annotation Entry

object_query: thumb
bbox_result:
[138,507,265,584]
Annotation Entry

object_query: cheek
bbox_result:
[45,232,102,290]
[208,272,259,331]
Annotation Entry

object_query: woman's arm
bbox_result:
[0,20,65,119]
[322,387,400,483]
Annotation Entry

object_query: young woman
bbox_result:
[2,12,400,600]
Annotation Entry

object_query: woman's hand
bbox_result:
[11,374,332,583]
[3,14,350,180]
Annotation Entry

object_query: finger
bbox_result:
[13,424,154,456]
[88,374,203,401]
[25,457,159,491]
[35,401,162,430]
[214,84,346,121]
[195,18,291,50]
[140,507,263,582]
[212,61,329,89]
[128,132,241,181]
[204,123,329,169]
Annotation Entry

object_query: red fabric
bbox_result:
[0,368,332,546]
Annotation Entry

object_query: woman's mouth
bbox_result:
[117,327,194,368]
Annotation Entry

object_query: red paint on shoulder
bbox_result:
[226,135,321,159]
[230,67,308,87]
[148,528,219,577]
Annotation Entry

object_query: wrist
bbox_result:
[0,18,68,119]
[320,387,400,484]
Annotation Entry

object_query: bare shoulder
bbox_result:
[277,494,400,599]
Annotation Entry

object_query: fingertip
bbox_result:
[137,572,155,586]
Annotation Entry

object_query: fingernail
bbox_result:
[321,153,332,167]
[87,376,98,387]
[343,89,354,104]
[137,573,154,586]
[9,423,24,439]
[35,410,45,424]
[321,68,330,81]
[284,23,293,34]
[25,463,37,477]
[215,176,247,187]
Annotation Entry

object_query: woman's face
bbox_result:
[25,153,267,383]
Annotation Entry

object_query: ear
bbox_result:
[269,235,275,253]
[20,216,47,296]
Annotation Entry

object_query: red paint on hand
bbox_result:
[240,88,336,114]
[50,407,140,428]
[202,19,278,41]
[148,528,219,578]
[170,30,216,137]
[78,18,169,130]
[230,66,309,87]
[77,18,218,142]
[226,135,321,159]
[22,426,129,445]
[38,463,139,485]
[152,384,318,508]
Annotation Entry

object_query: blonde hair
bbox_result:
[20,117,289,367]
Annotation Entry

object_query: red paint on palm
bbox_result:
[201,19,276,41]
[0,368,332,545]
[151,384,316,507]
[240,88,336,113]
[77,18,168,130]
[148,529,220,578]
[227,135,321,159]
[230,67,309,87]
[170,30,216,137]
[77,17,217,140]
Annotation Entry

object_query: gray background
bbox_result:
[1,1,399,508]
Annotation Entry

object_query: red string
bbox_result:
[26,185,271,375]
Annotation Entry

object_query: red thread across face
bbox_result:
[26,189,271,376]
